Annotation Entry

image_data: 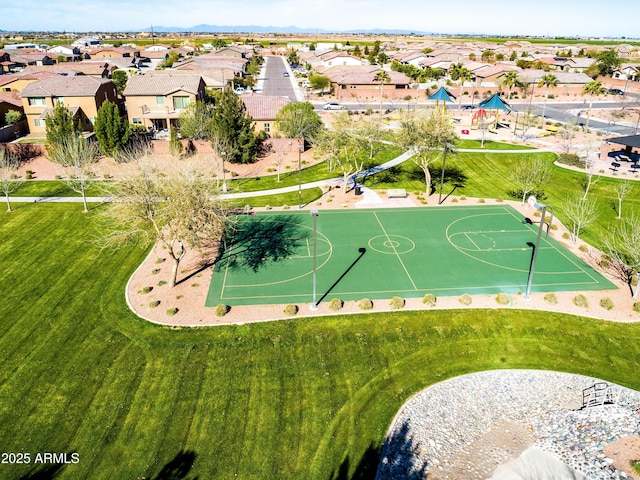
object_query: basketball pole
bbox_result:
[525,197,552,301]
[310,209,319,311]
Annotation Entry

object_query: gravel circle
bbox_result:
[377,370,640,480]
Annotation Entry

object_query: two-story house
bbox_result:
[19,76,118,135]
[122,73,206,132]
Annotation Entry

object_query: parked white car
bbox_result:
[323,102,346,110]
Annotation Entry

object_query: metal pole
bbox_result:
[298,143,303,208]
[524,204,546,300]
[310,209,319,310]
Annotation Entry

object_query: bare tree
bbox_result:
[614,181,633,219]
[315,112,366,193]
[395,109,457,196]
[559,119,579,153]
[510,157,553,204]
[97,163,230,288]
[518,110,539,141]
[603,213,640,299]
[562,193,599,243]
[579,150,601,200]
[0,146,21,212]
[53,136,99,213]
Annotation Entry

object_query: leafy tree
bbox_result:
[595,49,622,76]
[395,109,457,196]
[212,38,227,49]
[584,63,601,79]
[0,146,21,212]
[4,109,21,125]
[158,51,180,69]
[274,102,323,143]
[169,126,182,159]
[308,73,330,94]
[52,136,99,212]
[179,100,214,140]
[111,70,128,95]
[510,157,553,204]
[582,81,606,129]
[97,163,230,288]
[481,50,495,63]
[210,89,258,164]
[353,44,362,57]
[509,51,518,62]
[94,100,130,157]
[538,74,559,118]
[45,103,80,162]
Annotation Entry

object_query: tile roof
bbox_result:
[19,76,113,97]
[240,93,290,120]
[0,71,61,87]
[123,73,204,96]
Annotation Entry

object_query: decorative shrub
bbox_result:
[562,232,571,240]
[328,298,343,311]
[451,198,458,203]
[215,304,230,316]
[359,298,373,310]
[157,280,167,286]
[389,296,405,309]
[55,174,62,180]
[460,195,467,201]
[151,268,160,274]
[599,298,614,311]
[495,293,510,305]
[422,293,437,307]
[282,204,290,210]
[631,460,640,475]
[139,286,153,294]
[25,170,34,179]
[264,205,272,210]
[166,307,178,316]
[477,198,485,203]
[496,197,504,203]
[550,223,558,230]
[578,244,588,253]
[284,304,298,316]
[544,293,558,305]
[458,294,473,306]
[149,300,161,308]
[599,254,612,269]
[634,302,640,313]
[573,294,588,308]
[191,283,200,288]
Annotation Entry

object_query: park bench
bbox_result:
[387,189,407,199]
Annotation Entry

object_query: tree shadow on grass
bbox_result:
[152,450,198,480]
[329,420,427,480]
[18,464,66,480]
[215,214,309,272]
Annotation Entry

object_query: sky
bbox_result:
[2,0,640,38]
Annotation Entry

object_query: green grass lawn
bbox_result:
[1,203,639,479]
[12,180,113,197]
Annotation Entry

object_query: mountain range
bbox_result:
[139,24,431,35]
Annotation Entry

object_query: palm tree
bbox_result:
[502,71,521,100]
[373,70,391,120]
[538,74,559,119]
[582,81,607,130]
[456,68,472,110]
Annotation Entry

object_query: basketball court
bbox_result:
[206,205,615,307]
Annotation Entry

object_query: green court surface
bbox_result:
[206,205,616,307]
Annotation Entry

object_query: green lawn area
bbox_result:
[1,203,639,479]
[12,180,113,197]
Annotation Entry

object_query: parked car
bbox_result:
[462,105,476,110]
[234,87,245,94]
[301,80,311,88]
[283,72,289,77]
[608,88,624,95]
[324,102,346,110]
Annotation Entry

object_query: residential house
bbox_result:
[613,65,640,82]
[8,52,56,68]
[320,65,412,100]
[517,70,594,96]
[72,36,101,48]
[19,76,118,135]
[86,46,137,59]
[122,73,206,132]
[0,93,24,126]
[22,62,115,78]
[213,45,252,59]
[239,93,291,135]
[47,45,83,62]
[0,71,61,92]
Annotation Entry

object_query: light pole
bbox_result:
[438,142,452,205]
[297,142,303,208]
[524,196,554,300]
[221,150,227,193]
[310,209,319,310]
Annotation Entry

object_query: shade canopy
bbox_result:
[604,134,640,149]
[479,93,512,112]
[428,86,456,103]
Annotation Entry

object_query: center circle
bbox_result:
[368,235,415,255]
